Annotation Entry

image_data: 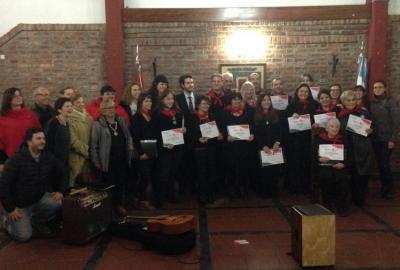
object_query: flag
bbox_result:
[356,51,368,88]
[134,44,145,90]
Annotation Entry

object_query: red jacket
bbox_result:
[0,108,41,158]
[86,97,130,125]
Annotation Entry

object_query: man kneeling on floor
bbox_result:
[0,128,67,241]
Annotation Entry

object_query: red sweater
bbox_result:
[86,97,130,125]
[0,108,41,158]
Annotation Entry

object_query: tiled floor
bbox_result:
[1,182,400,270]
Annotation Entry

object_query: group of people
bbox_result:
[0,72,399,242]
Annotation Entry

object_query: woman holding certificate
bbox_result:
[223,92,254,199]
[91,100,134,216]
[312,90,340,134]
[254,94,282,198]
[286,83,318,195]
[370,80,400,199]
[154,91,184,208]
[338,90,374,208]
[131,93,158,210]
[315,118,350,216]
[187,95,223,204]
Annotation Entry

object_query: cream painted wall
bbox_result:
[0,0,106,37]
[2,0,399,37]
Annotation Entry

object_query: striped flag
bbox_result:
[134,44,145,90]
[356,51,368,88]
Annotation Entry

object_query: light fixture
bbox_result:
[225,30,267,60]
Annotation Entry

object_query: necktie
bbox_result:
[188,96,194,112]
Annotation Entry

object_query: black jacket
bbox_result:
[131,112,159,156]
[175,92,199,119]
[254,116,282,150]
[154,110,184,150]
[0,146,67,212]
[32,104,56,128]
[187,112,221,148]
[45,117,71,166]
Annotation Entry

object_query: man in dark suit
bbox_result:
[175,74,198,196]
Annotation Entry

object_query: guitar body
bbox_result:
[147,215,195,235]
[109,221,196,255]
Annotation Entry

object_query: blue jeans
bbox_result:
[6,192,61,241]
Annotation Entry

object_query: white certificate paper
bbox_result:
[260,148,285,167]
[227,125,250,140]
[310,86,320,100]
[270,95,289,110]
[200,121,219,139]
[319,144,344,161]
[161,128,184,146]
[288,114,312,133]
[346,114,372,137]
[313,112,336,128]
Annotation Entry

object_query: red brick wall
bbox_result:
[0,24,106,104]
[123,19,369,94]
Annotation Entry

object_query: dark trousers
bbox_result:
[194,145,216,203]
[287,133,312,194]
[258,165,281,198]
[103,161,128,206]
[319,166,350,211]
[226,142,250,198]
[373,141,394,194]
[350,167,369,207]
[137,159,157,201]
[155,148,183,207]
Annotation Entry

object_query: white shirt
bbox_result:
[184,91,195,110]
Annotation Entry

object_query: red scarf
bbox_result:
[141,110,151,122]
[319,131,343,144]
[300,99,309,109]
[338,104,362,117]
[226,105,244,117]
[160,108,177,118]
[194,111,209,121]
[207,90,224,107]
[315,103,336,113]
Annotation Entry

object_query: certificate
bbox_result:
[346,114,372,137]
[227,124,250,140]
[319,144,344,161]
[270,95,289,110]
[161,128,184,146]
[310,86,320,100]
[313,112,336,128]
[288,114,312,133]
[260,148,285,167]
[200,121,219,139]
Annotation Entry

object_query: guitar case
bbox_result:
[108,221,196,255]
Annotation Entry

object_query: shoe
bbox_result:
[115,205,128,216]
[32,223,55,238]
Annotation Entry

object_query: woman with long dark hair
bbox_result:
[286,83,318,195]
[154,91,184,208]
[131,93,158,210]
[147,75,169,111]
[254,94,282,198]
[0,88,41,172]
[370,80,400,199]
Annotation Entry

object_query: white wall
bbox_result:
[0,0,105,37]
[125,0,366,8]
[389,0,400,15]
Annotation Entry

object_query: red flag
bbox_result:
[134,44,145,90]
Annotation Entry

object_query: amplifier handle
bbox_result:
[92,202,102,208]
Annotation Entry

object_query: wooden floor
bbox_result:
[1,178,400,270]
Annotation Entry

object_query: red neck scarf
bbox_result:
[141,110,151,122]
[207,90,224,107]
[299,99,309,109]
[194,111,209,121]
[316,103,336,113]
[160,108,177,118]
[319,131,343,144]
[338,104,361,117]
[226,105,244,117]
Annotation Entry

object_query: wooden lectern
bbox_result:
[291,204,335,267]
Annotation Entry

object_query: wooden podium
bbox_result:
[291,204,335,267]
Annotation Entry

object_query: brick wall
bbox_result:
[0,24,106,105]
[124,19,369,94]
